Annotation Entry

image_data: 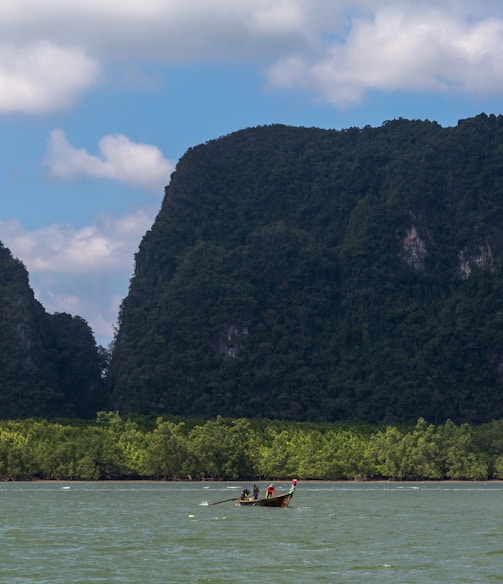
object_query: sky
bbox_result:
[2,0,503,347]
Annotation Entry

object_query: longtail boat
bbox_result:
[235,491,293,507]
[235,480,297,507]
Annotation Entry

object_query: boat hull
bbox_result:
[235,493,293,507]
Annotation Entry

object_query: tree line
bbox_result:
[0,413,502,481]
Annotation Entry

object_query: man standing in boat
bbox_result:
[266,484,275,498]
[253,484,259,499]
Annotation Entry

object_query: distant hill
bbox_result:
[0,242,106,418]
[108,114,503,424]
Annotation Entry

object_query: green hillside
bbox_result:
[108,114,503,424]
[0,242,106,418]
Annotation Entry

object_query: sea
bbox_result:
[0,481,501,583]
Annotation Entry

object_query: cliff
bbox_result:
[0,242,106,418]
[108,114,503,424]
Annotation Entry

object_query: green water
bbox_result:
[1,481,501,583]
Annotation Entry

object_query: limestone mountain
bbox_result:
[0,242,106,418]
[108,114,503,424]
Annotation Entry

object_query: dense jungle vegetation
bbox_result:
[3,115,503,426]
[0,243,106,419]
[109,114,503,424]
[1,413,502,481]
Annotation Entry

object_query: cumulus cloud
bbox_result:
[0,0,314,59]
[0,1,315,115]
[0,208,158,343]
[266,6,503,106]
[44,130,175,193]
[2,1,503,111]
[0,42,101,114]
[0,209,156,274]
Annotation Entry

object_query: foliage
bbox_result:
[0,414,501,481]
[3,116,503,425]
[109,115,503,424]
[0,243,108,419]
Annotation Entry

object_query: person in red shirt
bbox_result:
[266,484,275,498]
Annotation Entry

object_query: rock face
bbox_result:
[402,226,427,271]
[0,242,106,419]
[458,243,494,279]
[108,115,503,424]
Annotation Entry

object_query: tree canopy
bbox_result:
[0,243,107,419]
[109,115,503,424]
[0,414,501,481]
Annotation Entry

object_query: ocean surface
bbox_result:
[0,481,501,583]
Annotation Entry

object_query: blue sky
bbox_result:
[2,0,503,346]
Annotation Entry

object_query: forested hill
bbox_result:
[109,114,503,425]
[0,242,106,418]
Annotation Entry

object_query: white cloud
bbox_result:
[0,1,314,115]
[0,0,315,61]
[0,208,158,344]
[44,130,175,193]
[0,42,101,114]
[266,6,503,106]
[0,209,156,274]
[2,1,503,111]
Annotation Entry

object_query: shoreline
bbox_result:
[8,478,503,484]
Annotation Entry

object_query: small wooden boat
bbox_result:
[210,481,297,508]
[235,491,293,507]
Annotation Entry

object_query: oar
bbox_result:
[209,496,240,506]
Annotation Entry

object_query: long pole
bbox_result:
[209,496,239,506]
